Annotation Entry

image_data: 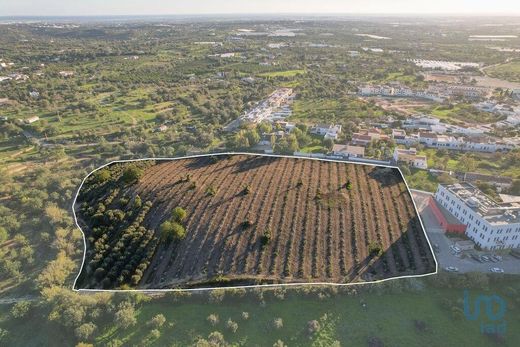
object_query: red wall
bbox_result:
[428,197,467,234]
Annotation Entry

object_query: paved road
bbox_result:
[411,191,520,275]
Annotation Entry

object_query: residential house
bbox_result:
[24,116,39,124]
[59,71,74,77]
[310,124,342,139]
[332,144,365,158]
[351,128,388,146]
[393,148,428,169]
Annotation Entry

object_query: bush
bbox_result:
[75,322,97,340]
[207,314,219,326]
[261,229,272,247]
[121,165,143,184]
[272,318,283,330]
[241,312,249,320]
[149,314,166,328]
[0,227,8,243]
[206,185,218,196]
[226,319,238,333]
[93,169,111,184]
[307,320,320,335]
[172,207,187,223]
[10,301,31,319]
[160,221,186,241]
[242,220,253,229]
[368,242,383,257]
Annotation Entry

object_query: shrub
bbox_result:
[149,314,166,328]
[261,229,272,247]
[368,242,383,257]
[206,185,218,196]
[148,329,160,340]
[172,207,187,223]
[75,322,97,340]
[242,219,253,229]
[226,319,238,333]
[242,185,252,195]
[272,318,283,330]
[134,195,142,209]
[93,169,111,184]
[10,301,31,319]
[121,165,143,184]
[345,180,352,190]
[207,314,219,326]
[307,320,320,335]
[160,221,186,241]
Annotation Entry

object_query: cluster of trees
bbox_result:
[159,207,188,242]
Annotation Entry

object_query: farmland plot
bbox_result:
[74,154,436,289]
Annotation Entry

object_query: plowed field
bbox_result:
[75,154,435,289]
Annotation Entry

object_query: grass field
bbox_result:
[257,69,306,78]
[3,276,518,347]
[485,60,520,83]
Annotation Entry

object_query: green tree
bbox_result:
[121,165,143,184]
[10,301,31,319]
[93,169,111,184]
[75,323,97,340]
[0,227,8,243]
[456,154,476,172]
[149,314,166,328]
[323,138,334,151]
[160,221,186,241]
[114,302,137,329]
[172,207,187,222]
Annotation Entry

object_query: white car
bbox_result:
[445,266,459,272]
[450,245,461,253]
[490,267,504,273]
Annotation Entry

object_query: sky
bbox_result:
[0,0,519,17]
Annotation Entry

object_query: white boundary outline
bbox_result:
[72,152,438,292]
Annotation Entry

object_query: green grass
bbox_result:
[86,283,520,347]
[485,60,520,82]
[257,69,306,78]
[291,98,342,122]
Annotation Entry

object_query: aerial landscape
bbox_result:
[0,0,520,345]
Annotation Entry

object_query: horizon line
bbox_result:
[2,12,520,19]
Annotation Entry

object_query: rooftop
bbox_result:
[441,183,520,225]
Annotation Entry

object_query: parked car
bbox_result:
[480,255,491,262]
[445,266,459,272]
[490,255,501,263]
[490,267,504,273]
[491,255,502,262]
[470,254,483,262]
[450,245,461,253]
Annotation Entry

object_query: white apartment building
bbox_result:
[435,183,520,250]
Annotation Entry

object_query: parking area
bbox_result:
[411,190,520,275]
